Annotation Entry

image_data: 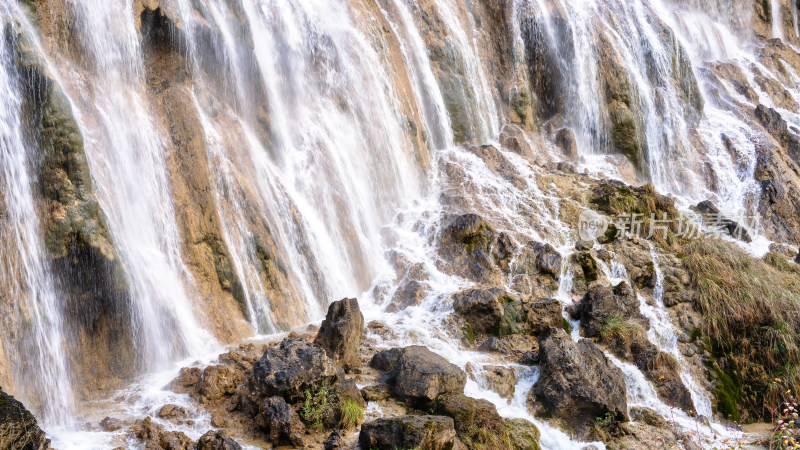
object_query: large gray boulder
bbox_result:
[246,338,340,404]
[369,346,466,407]
[530,328,628,432]
[577,281,645,338]
[359,416,456,450]
[452,288,509,335]
[0,388,50,450]
[314,297,364,369]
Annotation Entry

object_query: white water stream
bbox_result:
[1,0,799,448]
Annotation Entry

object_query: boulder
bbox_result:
[755,104,787,135]
[555,128,578,160]
[578,283,694,413]
[314,297,364,369]
[482,365,517,400]
[436,393,510,448]
[359,416,456,450]
[131,417,194,450]
[452,288,510,335]
[254,396,305,448]
[157,404,186,421]
[388,280,430,311]
[578,282,645,338]
[694,200,752,242]
[170,367,203,393]
[530,328,627,432]
[0,388,51,450]
[478,335,538,358]
[200,365,243,402]
[369,346,466,407]
[505,418,541,450]
[246,338,340,404]
[99,416,122,432]
[522,298,564,335]
[323,430,345,450]
[195,430,242,450]
[437,214,506,285]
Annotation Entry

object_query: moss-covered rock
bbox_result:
[0,387,51,450]
[39,84,115,261]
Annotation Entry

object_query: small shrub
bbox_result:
[772,396,800,449]
[590,412,620,441]
[338,399,364,429]
[300,387,338,430]
[600,314,643,345]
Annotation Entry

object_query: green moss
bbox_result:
[713,365,743,423]
[561,318,572,334]
[300,387,338,431]
[38,83,115,261]
[577,252,598,283]
[598,223,619,244]
[463,322,476,345]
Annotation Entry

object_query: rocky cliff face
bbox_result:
[2,0,800,447]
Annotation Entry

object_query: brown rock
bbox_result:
[359,416,456,450]
[314,298,364,369]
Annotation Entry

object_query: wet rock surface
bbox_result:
[530,328,628,434]
[314,297,364,369]
[370,346,466,407]
[246,338,341,404]
[359,415,456,450]
[0,388,51,450]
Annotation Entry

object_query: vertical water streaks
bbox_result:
[0,7,75,426]
[773,0,785,40]
[166,0,430,329]
[63,0,211,365]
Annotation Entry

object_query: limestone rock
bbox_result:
[452,288,510,335]
[478,365,517,400]
[578,282,646,338]
[195,430,242,450]
[436,214,507,285]
[246,339,341,404]
[254,396,305,448]
[531,328,627,432]
[131,416,194,450]
[0,388,51,450]
[369,346,466,407]
[694,200,752,242]
[555,128,578,161]
[359,416,456,450]
[314,298,364,369]
[505,418,540,450]
[99,416,123,432]
[435,393,511,449]
[199,365,243,402]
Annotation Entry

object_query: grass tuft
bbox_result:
[683,239,800,420]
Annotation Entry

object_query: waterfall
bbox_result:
[772,0,785,40]
[3,0,800,447]
[61,0,213,366]
[0,7,74,426]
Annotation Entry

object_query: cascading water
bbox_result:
[61,0,212,366]
[2,0,800,448]
[0,6,74,426]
